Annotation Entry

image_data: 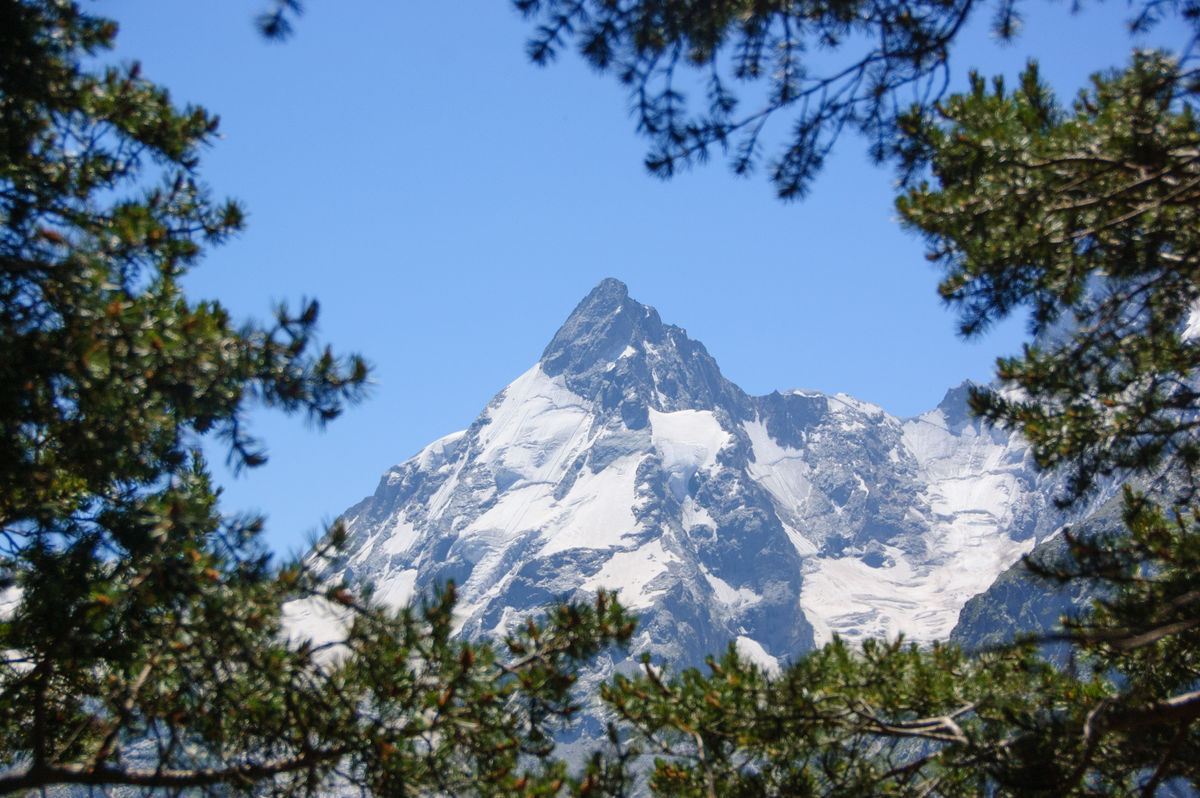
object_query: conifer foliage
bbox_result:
[0,2,633,794]
[898,54,1200,504]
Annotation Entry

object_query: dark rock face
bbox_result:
[755,391,828,449]
[540,279,643,378]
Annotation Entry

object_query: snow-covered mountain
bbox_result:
[313,278,1085,672]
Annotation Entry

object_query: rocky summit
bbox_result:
[296,278,1102,675]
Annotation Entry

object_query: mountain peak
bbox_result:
[539,278,747,420]
[325,278,1055,710]
[540,278,663,378]
[935,379,983,431]
[582,277,630,310]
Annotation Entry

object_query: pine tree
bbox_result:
[0,2,633,794]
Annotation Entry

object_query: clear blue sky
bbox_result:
[104,0,1183,558]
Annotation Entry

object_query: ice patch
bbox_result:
[649,408,730,500]
[744,417,799,464]
[477,366,595,490]
[781,522,820,557]
[801,532,1036,646]
[407,365,644,560]
[580,540,680,609]
[382,516,421,556]
[701,566,763,611]
[373,568,419,608]
[1186,303,1200,341]
[830,393,887,418]
[681,497,717,531]
[281,596,352,663]
[734,635,780,676]
[349,531,379,566]
[534,454,643,556]
[0,586,19,621]
[415,430,467,470]
[744,418,819,554]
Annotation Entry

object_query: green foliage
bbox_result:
[0,1,633,794]
[893,56,1200,777]
[898,53,1200,501]
[1044,490,1200,789]
[601,640,1111,796]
